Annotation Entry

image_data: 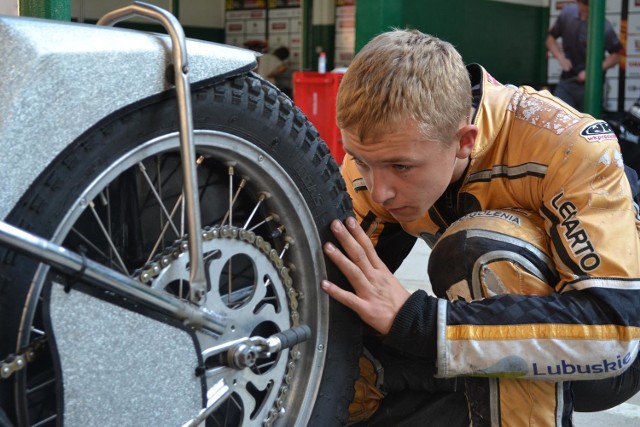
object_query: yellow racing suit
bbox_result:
[341,64,640,426]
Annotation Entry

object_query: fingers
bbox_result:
[328,217,386,270]
[320,277,396,335]
[320,279,362,312]
[323,239,369,290]
[322,216,391,296]
[320,217,411,335]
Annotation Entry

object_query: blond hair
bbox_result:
[336,29,471,144]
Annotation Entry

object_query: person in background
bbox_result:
[546,0,623,112]
[257,46,290,86]
[320,28,640,426]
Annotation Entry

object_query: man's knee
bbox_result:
[428,209,558,300]
[573,353,640,412]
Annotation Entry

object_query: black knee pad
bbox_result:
[428,209,559,300]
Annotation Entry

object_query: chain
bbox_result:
[1,337,47,379]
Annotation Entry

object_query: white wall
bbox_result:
[0,0,18,15]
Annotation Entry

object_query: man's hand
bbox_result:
[559,57,573,73]
[320,217,411,335]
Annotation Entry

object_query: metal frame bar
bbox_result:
[0,220,225,335]
[97,1,207,304]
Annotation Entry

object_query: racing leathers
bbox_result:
[341,64,640,426]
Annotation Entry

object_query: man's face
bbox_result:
[578,2,589,20]
[342,122,464,223]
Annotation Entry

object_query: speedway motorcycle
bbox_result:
[0,3,360,426]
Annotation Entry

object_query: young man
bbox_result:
[546,0,622,112]
[320,29,640,426]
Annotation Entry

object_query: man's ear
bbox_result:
[456,124,478,159]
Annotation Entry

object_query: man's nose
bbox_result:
[368,170,394,204]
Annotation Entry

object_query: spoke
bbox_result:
[242,192,268,229]
[146,192,184,264]
[26,377,55,395]
[69,227,111,262]
[255,360,276,373]
[228,166,233,226]
[248,214,275,232]
[220,172,246,226]
[228,301,244,310]
[182,379,232,427]
[203,250,221,262]
[32,414,56,427]
[279,238,293,258]
[226,167,235,301]
[88,201,128,274]
[30,327,45,336]
[263,238,292,289]
[156,159,164,247]
[100,190,113,254]
[179,193,186,299]
[228,263,233,304]
[229,393,243,413]
[99,189,118,265]
[137,162,180,237]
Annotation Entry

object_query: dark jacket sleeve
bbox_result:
[382,289,439,365]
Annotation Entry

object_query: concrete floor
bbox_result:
[394,239,640,426]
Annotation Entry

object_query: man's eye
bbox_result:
[353,158,366,167]
[393,164,411,171]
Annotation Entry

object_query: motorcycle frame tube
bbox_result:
[0,220,227,335]
[98,1,207,303]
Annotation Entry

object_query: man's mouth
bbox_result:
[386,206,407,214]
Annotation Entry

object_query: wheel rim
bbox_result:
[18,130,329,426]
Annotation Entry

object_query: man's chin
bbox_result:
[388,209,421,223]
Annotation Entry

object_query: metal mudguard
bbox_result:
[0,15,257,220]
[46,282,203,425]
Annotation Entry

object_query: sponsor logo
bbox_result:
[580,121,617,143]
[551,192,601,271]
[464,210,521,225]
[533,352,633,376]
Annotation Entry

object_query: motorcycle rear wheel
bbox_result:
[0,73,361,426]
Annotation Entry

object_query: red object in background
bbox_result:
[293,71,345,163]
